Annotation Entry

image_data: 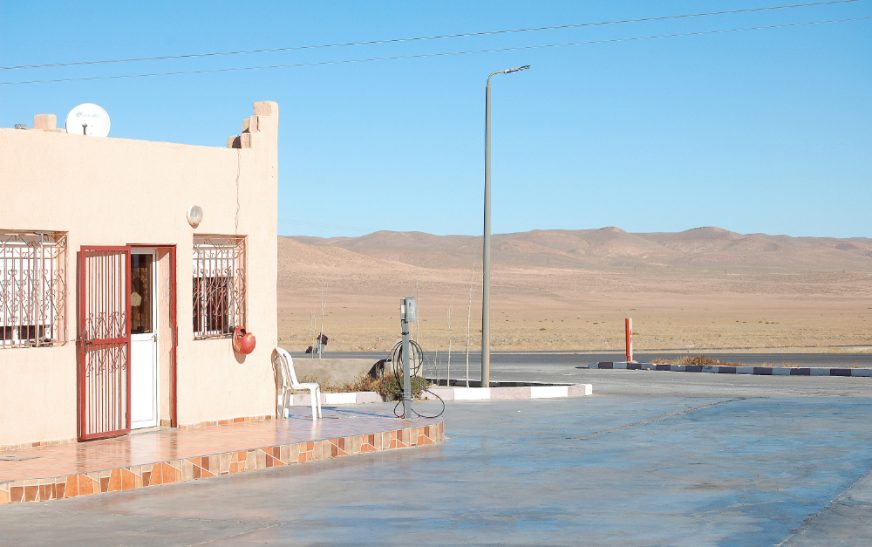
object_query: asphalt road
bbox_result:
[304,350,872,385]
[1,368,871,545]
[300,351,872,368]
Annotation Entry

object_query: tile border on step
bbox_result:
[0,421,443,505]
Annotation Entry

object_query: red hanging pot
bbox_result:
[232,326,257,355]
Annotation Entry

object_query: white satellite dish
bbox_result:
[65,103,111,137]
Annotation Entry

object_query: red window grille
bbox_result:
[0,231,67,348]
[192,236,246,339]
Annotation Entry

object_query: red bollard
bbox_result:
[625,317,633,363]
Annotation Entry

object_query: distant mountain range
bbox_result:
[277,227,872,352]
[283,227,872,274]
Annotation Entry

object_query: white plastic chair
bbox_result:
[273,347,322,420]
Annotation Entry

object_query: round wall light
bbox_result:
[187,205,203,228]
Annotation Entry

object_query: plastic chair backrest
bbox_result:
[272,349,290,390]
[276,347,301,387]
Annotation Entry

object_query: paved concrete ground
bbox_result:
[1,367,871,545]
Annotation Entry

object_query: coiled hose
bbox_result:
[388,339,445,419]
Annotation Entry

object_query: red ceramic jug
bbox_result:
[232,327,257,355]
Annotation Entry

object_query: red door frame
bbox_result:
[77,246,132,441]
[129,244,178,428]
[77,244,178,442]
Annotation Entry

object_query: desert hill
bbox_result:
[291,227,872,272]
[277,228,872,354]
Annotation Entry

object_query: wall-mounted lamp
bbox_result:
[187,205,203,228]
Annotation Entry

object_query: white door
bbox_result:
[130,249,159,429]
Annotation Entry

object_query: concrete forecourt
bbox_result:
[1,364,871,545]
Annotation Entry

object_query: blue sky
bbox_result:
[2,1,870,238]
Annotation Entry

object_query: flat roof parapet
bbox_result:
[227,100,278,149]
[6,101,277,148]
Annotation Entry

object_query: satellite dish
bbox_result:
[65,103,111,137]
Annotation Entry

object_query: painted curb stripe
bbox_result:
[583,362,871,378]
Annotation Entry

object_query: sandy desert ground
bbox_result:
[277,227,872,355]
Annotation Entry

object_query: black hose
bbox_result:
[390,339,423,379]
[388,339,445,419]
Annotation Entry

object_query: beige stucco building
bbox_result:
[0,102,279,449]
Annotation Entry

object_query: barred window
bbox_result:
[192,236,246,339]
[0,231,67,348]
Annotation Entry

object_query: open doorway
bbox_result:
[130,245,177,429]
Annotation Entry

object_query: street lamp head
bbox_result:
[503,65,531,74]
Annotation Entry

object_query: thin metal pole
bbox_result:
[402,317,411,400]
[481,75,493,388]
[480,64,529,388]
[401,301,412,417]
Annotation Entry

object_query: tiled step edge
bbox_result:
[422,383,593,401]
[581,362,872,377]
[0,421,443,505]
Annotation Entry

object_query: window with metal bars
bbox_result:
[0,231,67,348]
[192,236,246,339]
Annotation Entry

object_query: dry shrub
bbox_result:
[652,355,741,367]
[298,373,429,400]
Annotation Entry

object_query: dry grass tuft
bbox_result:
[298,373,430,400]
[652,355,741,367]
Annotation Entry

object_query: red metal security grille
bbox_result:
[192,236,246,339]
[77,247,131,441]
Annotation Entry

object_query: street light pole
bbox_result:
[482,64,530,388]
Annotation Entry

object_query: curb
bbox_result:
[579,362,872,378]
[288,391,383,406]
[422,382,593,401]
